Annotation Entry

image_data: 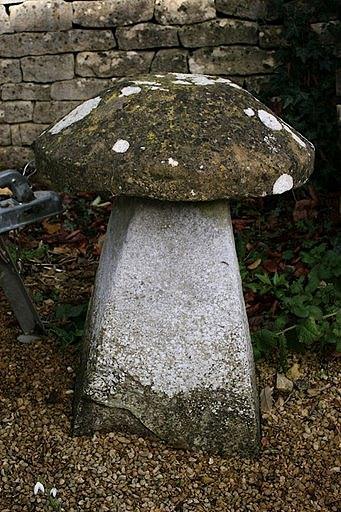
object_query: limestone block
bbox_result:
[151,48,188,72]
[155,0,215,25]
[0,124,11,145]
[9,0,72,32]
[179,19,258,48]
[244,74,271,95]
[75,51,154,78]
[216,0,267,20]
[116,23,179,50]
[0,30,116,58]
[2,83,51,100]
[19,122,49,145]
[73,0,154,27]
[189,47,277,75]
[259,26,284,48]
[0,5,12,34]
[10,124,21,145]
[73,198,260,455]
[0,100,33,123]
[51,78,116,100]
[33,100,80,123]
[0,58,21,84]
[0,145,33,170]
[21,54,74,82]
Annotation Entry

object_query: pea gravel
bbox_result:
[0,305,340,512]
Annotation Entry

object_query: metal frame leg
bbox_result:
[0,236,44,335]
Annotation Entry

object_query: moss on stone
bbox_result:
[34,73,314,200]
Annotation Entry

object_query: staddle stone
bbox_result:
[73,198,260,455]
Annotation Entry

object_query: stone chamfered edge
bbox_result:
[33,73,315,202]
[72,197,261,456]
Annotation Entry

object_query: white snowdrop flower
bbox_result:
[34,482,45,495]
[50,487,57,498]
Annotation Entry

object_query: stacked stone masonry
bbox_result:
[0,0,337,168]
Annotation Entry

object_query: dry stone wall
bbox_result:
[0,0,332,169]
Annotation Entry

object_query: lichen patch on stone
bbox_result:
[244,108,255,117]
[112,139,130,153]
[273,173,294,194]
[119,86,141,97]
[168,157,179,167]
[283,124,306,148]
[49,96,101,135]
[258,109,282,131]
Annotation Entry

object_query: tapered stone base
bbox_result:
[73,197,260,455]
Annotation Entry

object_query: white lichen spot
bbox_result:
[216,77,231,84]
[119,86,141,97]
[244,108,255,117]
[140,146,146,150]
[49,96,101,135]
[168,158,179,167]
[190,190,196,196]
[258,109,282,131]
[133,81,161,86]
[191,75,216,85]
[273,174,294,194]
[228,82,242,89]
[172,80,192,85]
[283,124,306,148]
[112,139,130,153]
[150,86,169,91]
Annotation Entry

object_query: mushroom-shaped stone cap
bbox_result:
[34,73,314,201]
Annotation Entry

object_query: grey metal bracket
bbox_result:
[0,168,63,336]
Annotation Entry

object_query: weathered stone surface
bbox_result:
[73,198,260,455]
[244,74,271,95]
[2,82,51,100]
[0,124,11,145]
[155,0,215,25]
[0,30,116,58]
[216,0,267,20]
[0,58,21,84]
[19,123,49,145]
[311,21,340,46]
[51,78,116,100]
[33,100,80,123]
[116,23,179,50]
[259,26,284,48]
[179,19,258,47]
[189,46,277,75]
[75,51,154,77]
[0,100,33,123]
[35,73,314,201]
[10,124,21,145]
[0,145,33,170]
[73,0,154,27]
[21,54,74,82]
[0,5,12,34]
[151,49,188,72]
[9,0,72,32]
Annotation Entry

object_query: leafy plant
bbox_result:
[49,302,89,346]
[233,194,340,364]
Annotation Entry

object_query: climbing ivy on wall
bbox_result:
[260,0,340,189]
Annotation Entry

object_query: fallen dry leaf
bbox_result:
[42,219,62,234]
[247,258,262,270]
[286,362,301,381]
[0,187,12,196]
[276,373,294,393]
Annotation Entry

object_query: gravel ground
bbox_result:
[0,304,340,512]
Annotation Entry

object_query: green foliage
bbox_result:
[49,302,88,346]
[234,197,340,363]
[260,0,340,189]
